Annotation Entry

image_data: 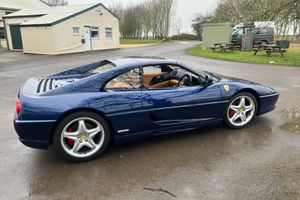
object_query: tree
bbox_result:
[191,14,211,40]
[42,0,68,6]
[173,17,182,38]
[208,0,300,40]
[110,0,176,39]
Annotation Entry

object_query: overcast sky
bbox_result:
[68,0,219,33]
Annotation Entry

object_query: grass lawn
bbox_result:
[186,44,300,67]
[120,39,161,45]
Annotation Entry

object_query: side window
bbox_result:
[143,65,169,87]
[253,28,260,34]
[143,64,201,89]
[105,68,141,91]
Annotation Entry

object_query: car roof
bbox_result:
[109,57,178,69]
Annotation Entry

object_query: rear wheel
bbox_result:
[224,92,257,129]
[53,112,110,162]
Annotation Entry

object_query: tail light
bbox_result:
[272,34,275,41]
[16,99,22,114]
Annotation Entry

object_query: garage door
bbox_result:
[10,25,23,50]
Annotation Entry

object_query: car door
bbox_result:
[102,67,145,136]
[141,64,224,134]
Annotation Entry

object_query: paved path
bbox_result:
[0,41,299,200]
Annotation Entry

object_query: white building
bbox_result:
[1,0,120,54]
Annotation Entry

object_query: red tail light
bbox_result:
[16,99,22,114]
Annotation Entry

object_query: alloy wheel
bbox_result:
[60,117,105,158]
[227,95,256,127]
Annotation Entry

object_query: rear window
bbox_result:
[87,61,116,75]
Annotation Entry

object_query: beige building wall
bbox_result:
[0,9,12,48]
[21,26,56,54]
[0,9,5,27]
[4,16,38,50]
[51,5,120,54]
[0,10,6,48]
[0,39,7,48]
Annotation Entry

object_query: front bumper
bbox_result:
[14,119,56,149]
[257,93,279,115]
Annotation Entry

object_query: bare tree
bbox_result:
[109,0,176,39]
[172,17,182,39]
[209,0,300,40]
[42,0,68,6]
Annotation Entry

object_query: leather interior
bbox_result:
[148,79,179,88]
[144,73,166,86]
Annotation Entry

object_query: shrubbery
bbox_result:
[171,34,199,41]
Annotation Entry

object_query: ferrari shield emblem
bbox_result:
[223,85,230,91]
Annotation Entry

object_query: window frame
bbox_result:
[72,27,80,36]
[105,27,113,39]
[90,26,99,39]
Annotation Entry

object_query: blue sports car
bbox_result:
[14,57,279,162]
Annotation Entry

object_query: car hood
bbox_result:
[209,72,277,96]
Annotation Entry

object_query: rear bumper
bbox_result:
[14,119,56,149]
[257,93,279,115]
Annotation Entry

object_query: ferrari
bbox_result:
[14,57,279,162]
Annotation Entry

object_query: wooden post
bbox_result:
[241,28,253,50]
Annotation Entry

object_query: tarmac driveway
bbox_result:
[0,41,299,200]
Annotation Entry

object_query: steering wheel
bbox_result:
[177,74,191,87]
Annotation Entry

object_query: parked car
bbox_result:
[232,26,275,45]
[14,57,279,162]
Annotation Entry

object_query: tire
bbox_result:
[53,111,110,162]
[224,92,257,129]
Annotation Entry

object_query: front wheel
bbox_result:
[53,112,110,162]
[224,92,257,129]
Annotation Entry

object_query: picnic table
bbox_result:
[210,43,240,52]
[253,43,287,57]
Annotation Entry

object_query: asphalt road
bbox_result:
[0,41,300,200]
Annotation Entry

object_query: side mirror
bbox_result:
[204,75,213,86]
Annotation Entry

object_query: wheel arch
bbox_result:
[233,88,260,115]
[49,108,114,144]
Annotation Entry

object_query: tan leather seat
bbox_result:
[148,79,179,89]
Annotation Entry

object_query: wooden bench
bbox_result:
[253,44,287,57]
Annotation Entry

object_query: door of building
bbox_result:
[10,25,23,50]
[84,26,92,51]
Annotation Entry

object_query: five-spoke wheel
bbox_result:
[224,92,257,128]
[53,112,110,162]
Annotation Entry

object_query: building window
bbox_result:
[91,27,99,38]
[0,27,5,39]
[72,27,80,35]
[105,27,112,38]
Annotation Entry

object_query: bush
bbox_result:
[171,33,200,41]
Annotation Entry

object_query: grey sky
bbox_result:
[68,0,218,33]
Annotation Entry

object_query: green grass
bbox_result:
[186,44,300,66]
[120,39,161,45]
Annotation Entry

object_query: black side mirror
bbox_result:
[204,75,213,86]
